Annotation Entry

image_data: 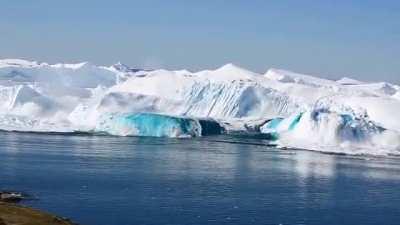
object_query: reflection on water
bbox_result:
[0,132,400,225]
[292,151,336,179]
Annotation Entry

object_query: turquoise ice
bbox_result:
[97,113,201,137]
[97,113,225,138]
[260,113,304,139]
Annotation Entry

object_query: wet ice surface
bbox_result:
[0,131,400,225]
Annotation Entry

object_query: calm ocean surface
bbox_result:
[0,131,399,225]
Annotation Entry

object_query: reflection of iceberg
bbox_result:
[293,151,336,179]
[96,113,225,138]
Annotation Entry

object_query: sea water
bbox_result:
[0,131,400,225]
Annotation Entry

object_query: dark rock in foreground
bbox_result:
[0,202,76,225]
[0,191,77,225]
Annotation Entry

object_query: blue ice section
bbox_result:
[264,118,284,130]
[312,110,384,142]
[99,113,226,138]
[340,114,353,125]
[260,118,283,140]
[111,113,202,137]
[338,114,365,141]
[288,113,303,131]
[338,114,384,141]
[260,113,304,140]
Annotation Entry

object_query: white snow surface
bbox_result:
[336,77,365,85]
[0,58,399,155]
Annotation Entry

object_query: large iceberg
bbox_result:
[0,58,399,155]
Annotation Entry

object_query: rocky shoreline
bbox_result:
[0,191,76,225]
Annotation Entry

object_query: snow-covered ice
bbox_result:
[0,58,399,155]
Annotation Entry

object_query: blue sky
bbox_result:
[0,0,399,83]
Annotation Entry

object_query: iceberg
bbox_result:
[0,58,399,155]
